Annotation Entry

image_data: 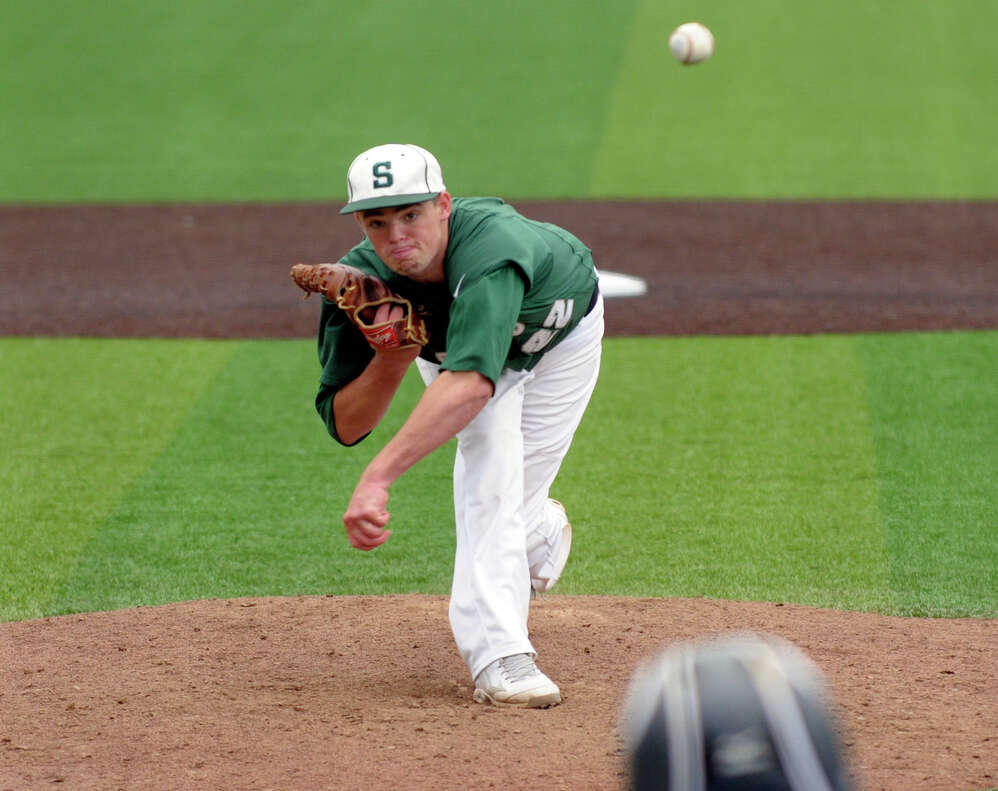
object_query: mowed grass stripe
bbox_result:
[559,335,891,610]
[50,341,457,615]
[1,0,635,202]
[0,339,236,621]
[859,332,998,617]
[590,0,998,197]
[8,334,996,620]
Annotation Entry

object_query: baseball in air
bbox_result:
[669,22,715,65]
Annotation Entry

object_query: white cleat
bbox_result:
[473,653,562,708]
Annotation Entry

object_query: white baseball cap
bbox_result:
[340,143,447,215]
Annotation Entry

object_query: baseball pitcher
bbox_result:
[293,143,603,708]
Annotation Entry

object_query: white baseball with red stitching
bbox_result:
[669,22,715,65]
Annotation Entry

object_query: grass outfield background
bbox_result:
[2,0,996,201]
[2,333,995,623]
[1,1,997,625]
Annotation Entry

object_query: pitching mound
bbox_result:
[2,595,995,790]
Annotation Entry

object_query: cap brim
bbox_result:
[339,192,440,215]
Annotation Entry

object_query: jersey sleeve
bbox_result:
[314,296,375,446]
[439,266,525,384]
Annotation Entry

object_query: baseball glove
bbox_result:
[290,263,430,349]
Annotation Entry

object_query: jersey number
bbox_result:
[373,161,394,189]
[520,299,575,353]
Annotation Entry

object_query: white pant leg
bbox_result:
[415,359,536,678]
[414,295,603,679]
[522,296,604,563]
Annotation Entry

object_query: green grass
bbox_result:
[0,339,238,620]
[47,340,457,615]
[562,333,998,617]
[592,0,998,198]
[560,335,891,609]
[1,0,994,631]
[859,332,998,616]
[3,333,995,622]
[2,0,997,201]
[0,0,633,202]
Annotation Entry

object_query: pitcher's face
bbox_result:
[355,193,451,283]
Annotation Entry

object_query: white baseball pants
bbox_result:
[415,295,604,679]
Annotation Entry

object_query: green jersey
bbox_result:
[315,197,598,442]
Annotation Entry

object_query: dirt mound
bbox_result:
[2,595,995,791]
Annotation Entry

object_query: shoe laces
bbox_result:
[499,654,541,683]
